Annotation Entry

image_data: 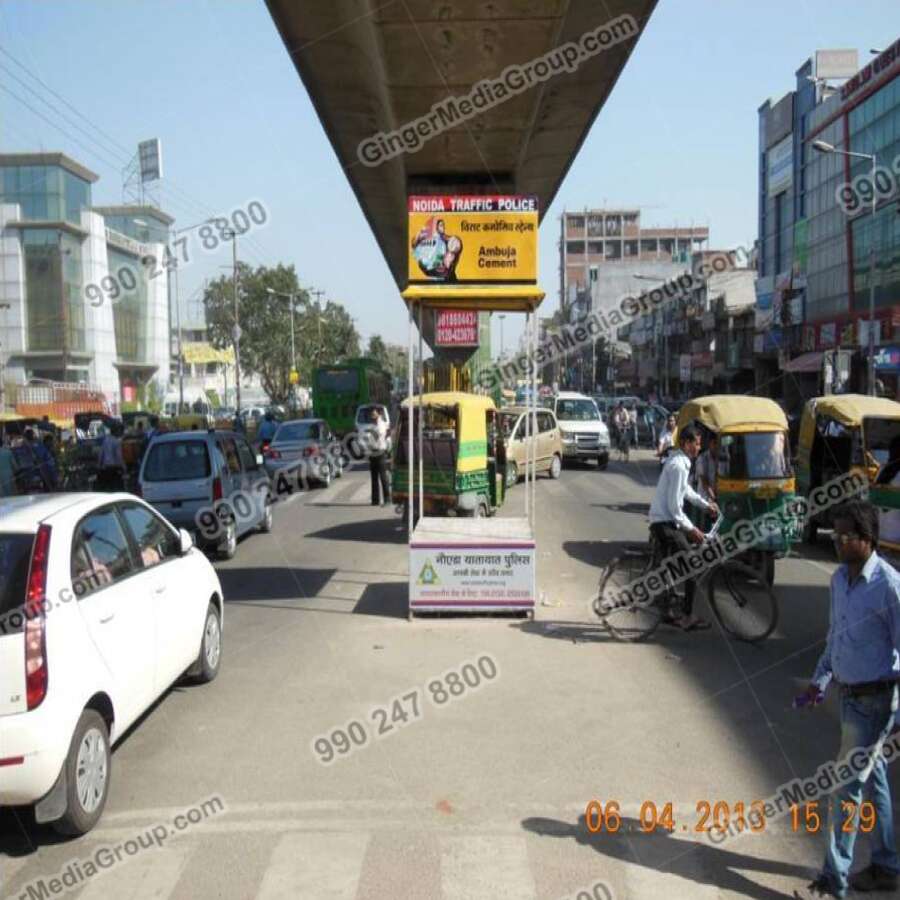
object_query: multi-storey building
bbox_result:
[558,208,709,315]
[0,153,172,412]
[756,39,900,406]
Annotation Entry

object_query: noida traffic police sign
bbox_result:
[408,195,537,285]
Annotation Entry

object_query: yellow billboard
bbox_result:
[408,195,537,284]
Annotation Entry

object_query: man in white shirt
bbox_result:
[656,414,676,464]
[369,407,391,506]
[648,426,718,631]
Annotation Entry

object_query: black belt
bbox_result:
[838,680,898,698]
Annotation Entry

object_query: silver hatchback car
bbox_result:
[138,430,272,559]
[262,418,343,487]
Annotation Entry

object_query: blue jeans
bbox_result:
[822,688,899,896]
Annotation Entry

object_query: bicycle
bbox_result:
[593,516,778,643]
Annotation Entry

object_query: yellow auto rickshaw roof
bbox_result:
[401,391,496,411]
[676,395,788,433]
[809,394,900,427]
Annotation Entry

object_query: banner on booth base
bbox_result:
[408,195,538,284]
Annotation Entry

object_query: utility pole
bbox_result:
[0,302,10,414]
[231,231,241,412]
[310,288,325,364]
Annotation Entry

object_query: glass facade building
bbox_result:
[756,39,900,401]
[0,153,173,410]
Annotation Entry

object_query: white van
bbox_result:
[552,392,611,469]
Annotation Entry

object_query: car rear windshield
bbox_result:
[0,534,35,625]
[143,440,211,482]
[356,405,385,424]
[276,422,320,442]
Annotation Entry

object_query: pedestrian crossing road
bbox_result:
[2,800,824,900]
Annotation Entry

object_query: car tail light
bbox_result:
[303,445,318,458]
[212,476,223,502]
[25,524,50,710]
[263,447,281,459]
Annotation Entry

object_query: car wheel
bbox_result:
[335,459,343,478]
[319,465,332,488]
[191,602,222,684]
[53,709,110,836]
[259,501,273,533]
[473,501,489,518]
[596,454,608,471]
[218,522,237,560]
[549,454,562,479]
[505,461,518,489]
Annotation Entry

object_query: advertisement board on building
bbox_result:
[435,310,479,346]
[815,49,860,80]
[767,135,793,197]
[819,322,836,347]
[138,139,162,182]
[840,321,856,345]
[679,354,692,382]
[875,346,900,372]
[756,292,774,330]
[408,195,537,284]
[766,93,794,149]
[858,318,882,348]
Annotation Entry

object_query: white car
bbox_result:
[0,493,223,835]
[354,403,392,455]
[552,391,611,469]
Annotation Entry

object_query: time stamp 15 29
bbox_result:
[584,799,877,835]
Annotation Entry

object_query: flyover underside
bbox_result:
[266,0,659,289]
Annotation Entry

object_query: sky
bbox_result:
[0,0,894,354]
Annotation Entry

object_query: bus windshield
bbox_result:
[316,368,359,393]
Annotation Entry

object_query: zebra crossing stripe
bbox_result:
[256,832,369,899]
[75,846,188,899]
[440,835,536,900]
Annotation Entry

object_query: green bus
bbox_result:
[313,358,391,435]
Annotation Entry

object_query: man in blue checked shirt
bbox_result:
[795,501,900,899]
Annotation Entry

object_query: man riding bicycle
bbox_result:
[648,425,719,631]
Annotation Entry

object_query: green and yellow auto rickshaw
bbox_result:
[797,394,900,545]
[392,391,506,519]
[676,395,797,584]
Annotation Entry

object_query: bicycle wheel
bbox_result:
[707,560,778,643]
[595,549,663,642]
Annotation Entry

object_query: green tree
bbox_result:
[203,263,360,403]
[365,335,390,370]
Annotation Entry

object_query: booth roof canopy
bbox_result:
[811,394,900,426]
[677,394,788,433]
[400,391,496,410]
[401,284,544,313]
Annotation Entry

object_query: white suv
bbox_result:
[0,494,223,835]
[552,392,611,469]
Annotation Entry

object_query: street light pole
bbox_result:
[0,302,10,414]
[266,287,297,407]
[231,230,241,413]
[813,140,878,396]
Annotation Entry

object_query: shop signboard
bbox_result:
[875,345,900,372]
[679,354,692,382]
[819,323,836,347]
[408,195,537,284]
[435,309,479,346]
[767,135,793,197]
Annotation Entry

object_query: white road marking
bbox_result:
[76,847,188,899]
[441,835,536,900]
[256,832,369,900]
[801,558,835,577]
